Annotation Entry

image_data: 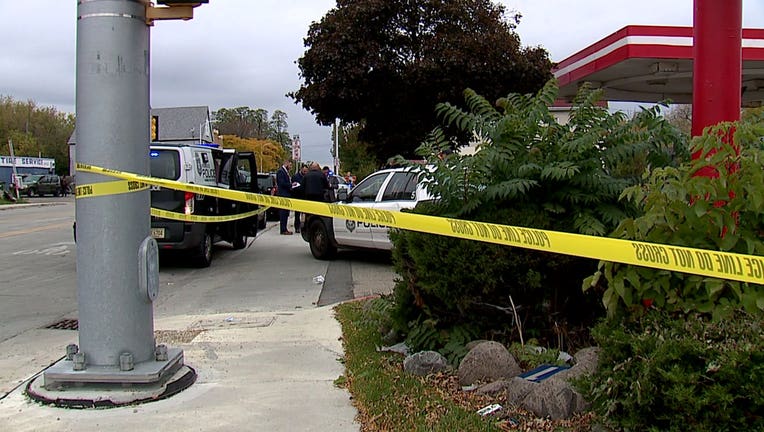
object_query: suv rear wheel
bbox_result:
[309,220,337,260]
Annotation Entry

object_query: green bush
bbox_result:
[584,119,764,319]
[390,79,688,354]
[578,309,764,431]
[391,207,603,355]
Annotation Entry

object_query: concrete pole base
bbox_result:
[26,350,195,409]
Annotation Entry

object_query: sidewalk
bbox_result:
[0,215,397,431]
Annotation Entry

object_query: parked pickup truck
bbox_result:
[300,166,433,260]
[149,143,260,267]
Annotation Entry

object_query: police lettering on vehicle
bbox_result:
[346,220,384,232]
[194,151,216,183]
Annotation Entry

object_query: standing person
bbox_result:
[322,166,339,202]
[61,175,71,196]
[345,172,355,189]
[304,162,330,202]
[276,159,294,235]
[291,164,308,233]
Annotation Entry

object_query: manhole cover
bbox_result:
[45,318,79,330]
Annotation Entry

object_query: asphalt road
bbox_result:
[0,198,77,344]
[0,195,396,345]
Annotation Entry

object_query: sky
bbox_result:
[1,1,763,163]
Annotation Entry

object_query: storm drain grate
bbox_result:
[45,319,79,331]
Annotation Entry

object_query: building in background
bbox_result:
[150,106,214,144]
[69,106,216,174]
[0,155,55,187]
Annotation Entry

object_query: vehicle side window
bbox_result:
[349,172,388,202]
[235,158,253,190]
[217,153,232,186]
[381,172,417,201]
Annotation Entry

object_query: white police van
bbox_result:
[149,142,259,267]
[301,166,433,259]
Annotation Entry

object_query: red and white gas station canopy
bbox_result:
[553,25,764,106]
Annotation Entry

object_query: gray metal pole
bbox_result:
[75,0,153,367]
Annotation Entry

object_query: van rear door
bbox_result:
[218,150,259,237]
[149,148,185,213]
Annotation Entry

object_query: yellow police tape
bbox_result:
[150,207,266,223]
[76,179,148,198]
[75,175,267,223]
[76,162,764,285]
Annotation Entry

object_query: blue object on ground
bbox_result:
[519,364,571,382]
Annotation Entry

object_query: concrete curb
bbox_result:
[0,202,67,211]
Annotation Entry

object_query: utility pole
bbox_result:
[7,139,19,200]
[28,0,208,406]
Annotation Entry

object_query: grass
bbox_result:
[334,298,598,431]
[0,191,25,204]
[335,299,504,431]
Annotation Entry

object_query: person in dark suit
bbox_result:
[276,159,294,235]
[291,164,308,233]
[304,162,330,202]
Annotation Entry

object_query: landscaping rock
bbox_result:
[511,347,600,420]
[521,376,588,420]
[465,339,491,351]
[573,347,600,373]
[458,341,521,386]
[505,376,537,404]
[475,379,511,395]
[553,346,600,382]
[403,351,449,376]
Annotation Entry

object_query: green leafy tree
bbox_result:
[390,80,688,351]
[0,96,74,175]
[290,0,552,164]
[220,135,287,172]
[268,109,291,153]
[335,122,380,180]
[252,108,270,139]
[214,106,288,142]
[213,106,261,138]
[214,107,293,154]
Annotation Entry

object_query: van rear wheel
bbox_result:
[191,232,213,267]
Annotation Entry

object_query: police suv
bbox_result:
[301,166,432,259]
[149,143,260,267]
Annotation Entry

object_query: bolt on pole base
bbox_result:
[26,349,195,409]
